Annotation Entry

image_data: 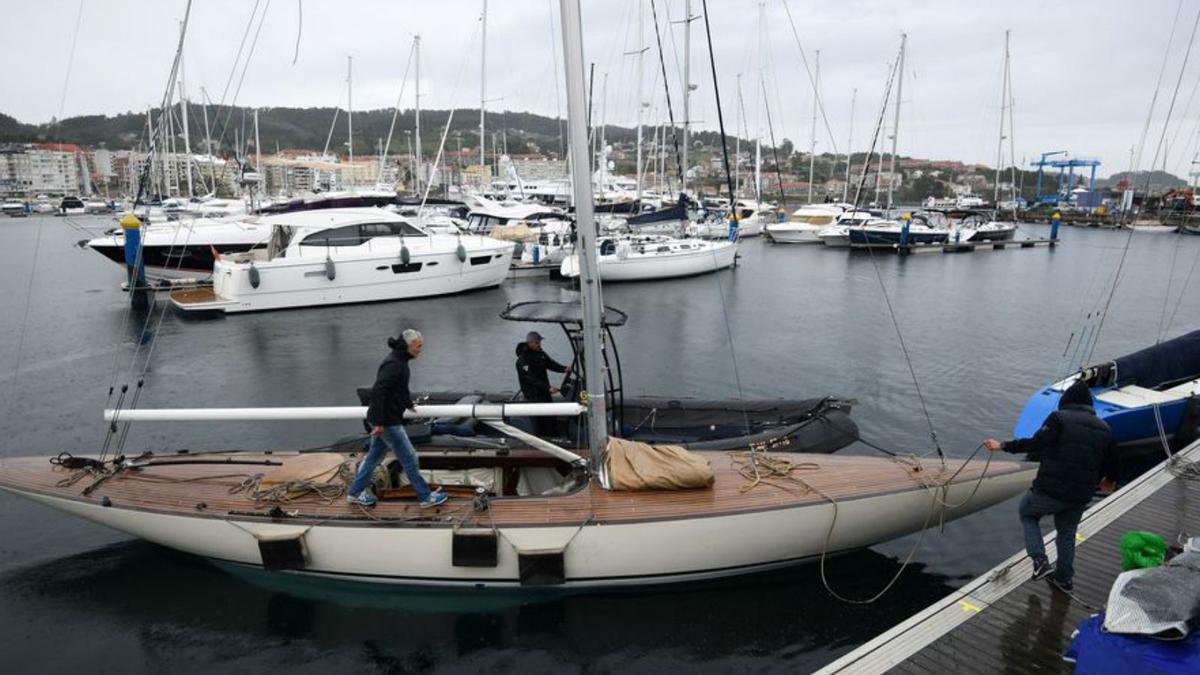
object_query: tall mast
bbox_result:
[480,0,488,192]
[414,34,423,193]
[753,2,764,204]
[808,50,820,203]
[347,55,354,190]
[886,33,905,209]
[557,0,608,461]
[634,0,645,202]
[253,108,261,172]
[178,21,194,199]
[734,74,742,200]
[842,87,856,202]
[682,0,692,196]
[994,29,1009,208]
[200,86,215,194]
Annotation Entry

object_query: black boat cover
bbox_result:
[626,193,690,225]
[1114,329,1200,388]
[500,301,628,327]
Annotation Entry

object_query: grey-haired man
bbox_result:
[347,329,447,508]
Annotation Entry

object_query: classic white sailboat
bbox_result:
[0,0,1035,591]
[560,234,737,281]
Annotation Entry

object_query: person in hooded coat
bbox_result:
[346,329,447,509]
[985,379,1119,593]
[515,331,572,436]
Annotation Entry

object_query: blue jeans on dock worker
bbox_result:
[1019,489,1087,584]
[348,425,433,501]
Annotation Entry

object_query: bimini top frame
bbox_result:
[500,301,627,436]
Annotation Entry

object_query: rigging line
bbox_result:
[321,89,344,158]
[1132,0,1185,187]
[417,20,482,220]
[778,0,839,156]
[381,41,417,162]
[1165,243,1200,334]
[648,0,685,186]
[1093,9,1200,361]
[214,0,262,112]
[760,79,788,211]
[1156,234,1184,342]
[292,0,302,65]
[853,41,944,460]
[213,0,274,184]
[1144,6,1200,191]
[56,0,86,122]
[547,0,565,160]
[699,0,751,432]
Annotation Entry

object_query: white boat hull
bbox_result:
[561,241,738,281]
[3,464,1033,589]
[765,223,823,243]
[178,244,513,313]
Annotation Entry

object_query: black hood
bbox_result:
[386,337,414,358]
[1059,379,1094,409]
[515,342,530,357]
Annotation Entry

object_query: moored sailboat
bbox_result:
[0,0,1035,593]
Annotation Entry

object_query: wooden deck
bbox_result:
[816,440,1200,674]
[0,450,1027,528]
[168,286,220,305]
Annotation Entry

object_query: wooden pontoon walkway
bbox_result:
[816,439,1200,675]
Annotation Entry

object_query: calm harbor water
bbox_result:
[0,215,1196,673]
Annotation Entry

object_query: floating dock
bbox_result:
[850,237,1059,255]
[816,439,1200,674]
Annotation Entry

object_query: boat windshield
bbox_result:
[299,221,427,248]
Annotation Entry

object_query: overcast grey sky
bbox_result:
[0,0,1194,178]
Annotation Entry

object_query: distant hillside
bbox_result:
[1097,170,1186,192]
[0,104,793,160]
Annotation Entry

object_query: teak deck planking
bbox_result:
[0,451,1027,528]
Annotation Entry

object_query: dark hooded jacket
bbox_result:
[366,338,415,427]
[1003,379,1119,504]
[515,342,568,401]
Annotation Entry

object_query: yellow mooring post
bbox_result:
[120,212,146,289]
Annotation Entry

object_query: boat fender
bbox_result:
[518,552,565,586]
[325,256,336,281]
[248,263,260,289]
[400,242,411,265]
[616,241,631,260]
[456,242,467,262]
[257,533,308,571]
[452,529,498,568]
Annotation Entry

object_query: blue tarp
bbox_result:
[1065,613,1200,673]
[1114,329,1200,389]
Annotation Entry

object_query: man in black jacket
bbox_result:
[347,329,447,509]
[985,379,1118,593]
[515,331,572,436]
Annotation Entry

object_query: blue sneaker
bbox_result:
[347,491,377,507]
[420,491,448,509]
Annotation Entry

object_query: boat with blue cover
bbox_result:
[1014,330,1200,448]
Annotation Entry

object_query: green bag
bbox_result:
[1120,531,1167,571]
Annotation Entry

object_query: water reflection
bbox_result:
[0,541,957,671]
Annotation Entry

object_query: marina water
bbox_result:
[0,215,1195,672]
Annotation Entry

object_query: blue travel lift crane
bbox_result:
[1030,151,1101,205]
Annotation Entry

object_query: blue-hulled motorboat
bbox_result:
[1014,330,1200,448]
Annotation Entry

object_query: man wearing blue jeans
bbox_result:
[347,329,447,509]
[985,379,1118,593]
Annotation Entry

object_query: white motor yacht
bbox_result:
[170,209,513,313]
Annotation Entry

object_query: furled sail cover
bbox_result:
[1113,329,1200,388]
[606,437,714,491]
[626,193,690,226]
